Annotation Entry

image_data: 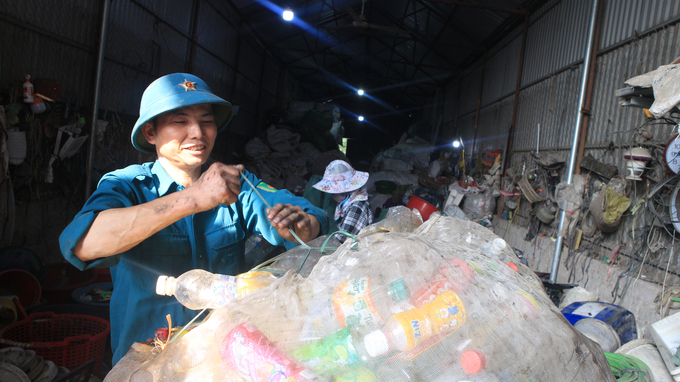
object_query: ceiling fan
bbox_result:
[324,0,410,35]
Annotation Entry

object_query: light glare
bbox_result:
[358,116,364,121]
[357,89,364,96]
[282,8,294,21]
[453,140,460,148]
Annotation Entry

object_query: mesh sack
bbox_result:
[106,213,615,382]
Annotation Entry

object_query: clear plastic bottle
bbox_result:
[290,326,377,377]
[411,258,474,306]
[376,330,469,382]
[155,269,275,310]
[332,276,414,332]
[481,238,519,272]
[364,290,467,355]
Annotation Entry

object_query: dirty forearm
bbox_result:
[74,190,203,261]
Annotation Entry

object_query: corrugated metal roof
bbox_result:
[223,0,537,112]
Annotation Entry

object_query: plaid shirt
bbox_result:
[335,200,373,242]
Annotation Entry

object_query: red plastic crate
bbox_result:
[0,312,110,377]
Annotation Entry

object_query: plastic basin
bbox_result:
[407,195,439,221]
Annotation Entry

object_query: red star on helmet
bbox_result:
[180,79,197,91]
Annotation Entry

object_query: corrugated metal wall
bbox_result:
[482,38,522,106]
[429,0,680,280]
[600,0,680,50]
[1,1,100,107]
[522,0,592,87]
[439,0,680,165]
[0,0,293,138]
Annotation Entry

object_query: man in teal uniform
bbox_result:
[59,73,328,365]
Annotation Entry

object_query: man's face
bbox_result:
[142,104,217,172]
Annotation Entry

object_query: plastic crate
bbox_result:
[0,312,110,377]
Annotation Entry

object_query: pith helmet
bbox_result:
[131,73,233,154]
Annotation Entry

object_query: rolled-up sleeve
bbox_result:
[59,173,143,270]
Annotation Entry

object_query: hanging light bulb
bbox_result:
[452,140,460,148]
[282,8,294,21]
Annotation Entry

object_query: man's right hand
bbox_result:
[190,163,244,211]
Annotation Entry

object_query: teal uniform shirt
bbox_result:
[59,160,327,365]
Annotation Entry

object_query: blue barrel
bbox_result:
[561,301,637,345]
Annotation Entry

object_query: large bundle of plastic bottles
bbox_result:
[107,207,615,382]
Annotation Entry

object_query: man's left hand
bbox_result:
[267,203,320,243]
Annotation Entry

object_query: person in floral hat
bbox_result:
[313,160,373,242]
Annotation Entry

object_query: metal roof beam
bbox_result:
[280,47,458,70]
[423,0,528,15]
[415,0,481,46]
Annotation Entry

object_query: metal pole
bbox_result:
[576,0,604,174]
[470,52,487,160]
[85,0,111,199]
[550,0,600,283]
[498,14,529,217]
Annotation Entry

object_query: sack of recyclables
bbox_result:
[107,207,615,382]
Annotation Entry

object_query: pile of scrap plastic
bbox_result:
[107,207,615,382]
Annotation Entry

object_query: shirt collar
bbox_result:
[150,160,182,195]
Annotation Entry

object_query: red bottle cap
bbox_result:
[461,349,487,374]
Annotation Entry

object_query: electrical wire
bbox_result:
[604,352,652,382]
[661,233,676,315]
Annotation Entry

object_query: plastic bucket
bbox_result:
[574,318,621,352]
[407,196,439,221]
[562,301,637,345]
[0,269,41,307]
[615,338,674,382]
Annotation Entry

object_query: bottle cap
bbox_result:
[156,275,172,296]
[363,330,390,357]
[461,349,487,374]
[491,238,506,253]
[388,280,410,303]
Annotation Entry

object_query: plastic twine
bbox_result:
[240,170,357,274]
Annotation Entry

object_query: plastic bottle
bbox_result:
[376,330,469,382]
[411,258,474,307]
[481,238,518,272]
[156,269,276,310]
[219,323,321,382]
[452,319,532,381]
[23,75,34,103]
[364,290,466,356]
[289,326,376,377]
[332,276,414,332]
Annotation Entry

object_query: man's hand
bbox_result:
[267,203,320,243]
[189,163,244,211]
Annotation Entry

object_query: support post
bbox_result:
[498,14,529,216]
[576,0,604,173]
[550,0,600,283]
[186,0,201,73]
[470,52,487,160]
[85,0,111,199]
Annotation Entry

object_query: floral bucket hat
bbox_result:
[313,160,369,194]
